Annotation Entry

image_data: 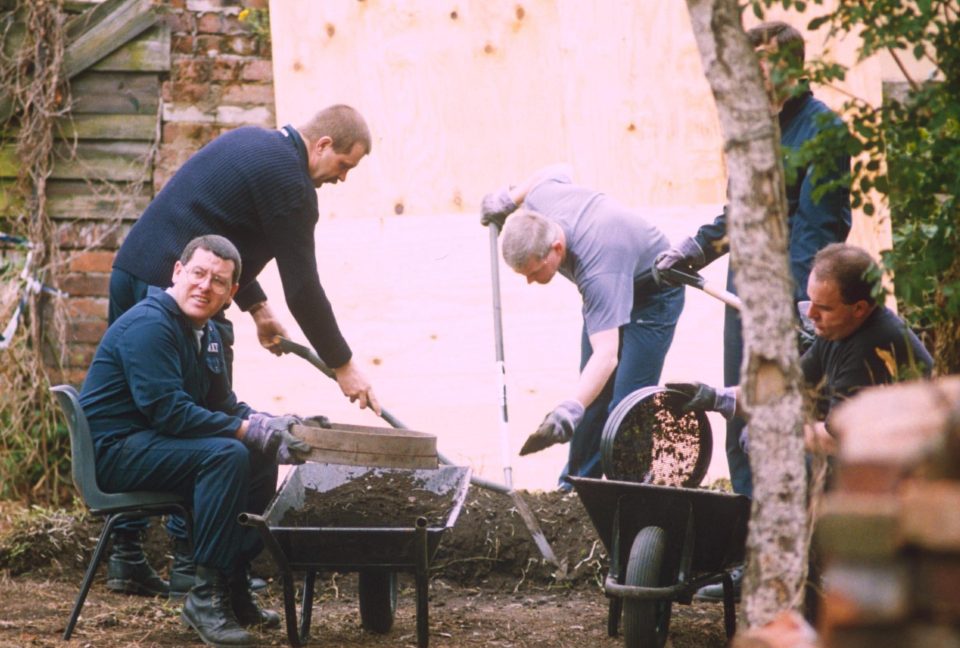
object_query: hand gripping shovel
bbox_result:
[650,264,743,311]
[274,334,560,568]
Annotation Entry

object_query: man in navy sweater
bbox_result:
[105,105,381,597]
[655,22,851,500]
[81,235,312,646]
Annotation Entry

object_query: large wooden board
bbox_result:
[292,421,438,470]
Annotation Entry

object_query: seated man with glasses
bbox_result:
[80,235,314,647]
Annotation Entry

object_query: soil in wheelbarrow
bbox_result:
[278,471,455,528]
[607,391,705,486]
[0,495,730,648]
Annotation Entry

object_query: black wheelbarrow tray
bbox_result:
[569,476,750,648]
[240,462,472,648]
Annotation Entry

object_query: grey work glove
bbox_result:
[244,413,311,464]
[301,414,332,428]
[666,382,737,420]
[519,399,585,456]
[652,237,706,287]
[480,187,518,231]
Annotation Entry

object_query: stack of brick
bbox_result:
[814,375,960,647]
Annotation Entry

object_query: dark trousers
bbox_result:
[723,269,752,498]
[560,284,684,486]
[96,432,277,571]
[107,267,238,539]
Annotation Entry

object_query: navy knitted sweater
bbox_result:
[114,125,351,367]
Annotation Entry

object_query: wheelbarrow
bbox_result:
[240,462,471,648]
[569,476,750,648]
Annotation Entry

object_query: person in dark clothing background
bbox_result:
[655,21,852,501]
[668,243,933,604]
[81,235,315,647]
[104,104,382,598]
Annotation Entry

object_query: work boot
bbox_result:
[182,565,256,647]
[106,530,169,597]
[168,538,196,601]
[230,568,281,629]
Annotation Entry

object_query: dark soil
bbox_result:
[0,489,731,647]
[279,471,455,529]
[606,391,711,487]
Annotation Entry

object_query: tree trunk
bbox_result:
[685,0,809,627]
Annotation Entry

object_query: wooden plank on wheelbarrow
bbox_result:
[291,422,438,470]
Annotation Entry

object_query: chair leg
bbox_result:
[64,515,119,640]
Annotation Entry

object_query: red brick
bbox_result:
[196,34,223,54]
[901,480,960,551]
[197,12,225,34]
[221,15,249,36]
[65,297,107,319]
[913,554,960,619]
[222,82,274,105]
[241,59,273,82]
[60,273,110,298]
[68,250,115,274]
[212,58,242,82]
[173,57,213,83]
[834,461,903,494]
[171,34,196,55]
[169,81,217,103]
[47,365,90,387]
[162,122,218,145]
[162,10,195,34]
[68,319,108,344]
[64,345,97,370]
[242,0,268,9]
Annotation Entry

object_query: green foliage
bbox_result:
[238,6,270,50]
[753,0,960,374]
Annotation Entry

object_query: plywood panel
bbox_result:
[270,1,888,256]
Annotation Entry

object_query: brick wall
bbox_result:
[55,0,274,385]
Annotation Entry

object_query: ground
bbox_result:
[0,490,731,648]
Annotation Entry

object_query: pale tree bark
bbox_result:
[685,0,809,627]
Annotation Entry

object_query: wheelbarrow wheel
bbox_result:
[358,570,398,634]
[623,526,671,648]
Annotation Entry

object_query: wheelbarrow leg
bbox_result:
[415,517,429,648]
[607,596,622,637]
[299,570,317,645]
[722,571,737,638]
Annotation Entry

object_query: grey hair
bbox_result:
[501,210,559,270]
[180,235,242,284]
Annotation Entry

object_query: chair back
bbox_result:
[51,385,104,507]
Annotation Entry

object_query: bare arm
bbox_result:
[572,327,620,409]
[248,301,290,356]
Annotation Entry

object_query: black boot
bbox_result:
[169,538,196,601]
[230,568,280,629]
[106,529,169,597]
[182,566,256,647]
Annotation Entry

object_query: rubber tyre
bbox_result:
[623,526,672,648]
[358,570,398,634]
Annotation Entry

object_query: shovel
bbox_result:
[651,264,743,311]
[273,335,561,568]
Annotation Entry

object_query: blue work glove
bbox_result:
[480,187,518,231]
[244,413,311,464]
[666,382,737,420]
[519,400,585,456]
[652,237,706,287]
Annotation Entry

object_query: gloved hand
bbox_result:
[480,187,518,231]
[519,400,585,456]
[666,382,737,420]
[244,413,312,464]
[652,237,706,287]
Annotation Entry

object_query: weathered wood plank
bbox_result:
[56,114,157,141]
[90,24,171,73]
[0,141,153,182]
[69,71,160,114]
[62,0,158,79]
[47,193,150,221]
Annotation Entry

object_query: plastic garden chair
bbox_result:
[50,385,192,640]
